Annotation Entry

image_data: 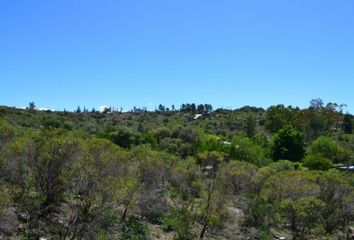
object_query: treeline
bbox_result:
[0,99,353,239]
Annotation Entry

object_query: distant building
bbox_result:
[193,114,203,120]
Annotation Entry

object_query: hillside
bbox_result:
[0,100,353,239]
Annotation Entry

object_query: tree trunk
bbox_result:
[200,177,213,240]
[122,207,128,222]
[199,221,208,240]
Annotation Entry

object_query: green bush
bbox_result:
[19,235,29,240]
[96,229,110,240]
[103,208,119,225]
[270,125,305,162]
[120,218,149,240]
[303,154,332,170]
[310,136,354,164]
[0,119,14,146]
[162,215,178,232]
[268,160,295,171]
[229,135,270,166]
[310,136,338,161]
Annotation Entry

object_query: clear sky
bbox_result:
[1,0,353,112]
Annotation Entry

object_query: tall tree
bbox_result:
[158,104,166,112]
[191,103,196,113]
[197,104,205,113]
[180,104,186,112]
[245,115,256,138]
[28,102,36,111]
[265,105,294,133]
[204,104,213,113]
[310,98,324,111]
[270,126,305,161]
[342,113,353,134]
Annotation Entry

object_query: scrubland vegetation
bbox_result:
[0,99,353,239]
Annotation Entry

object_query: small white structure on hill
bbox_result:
[194,114,203,120]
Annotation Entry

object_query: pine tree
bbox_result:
[28,102,36,111]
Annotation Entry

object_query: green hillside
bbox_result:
[0,100,353,239]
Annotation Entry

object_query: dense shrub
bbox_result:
[303,154,332,170]
[270,126,305,162]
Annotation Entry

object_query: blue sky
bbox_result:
[0,0,353,112]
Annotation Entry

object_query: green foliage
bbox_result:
[159,207,196,238]
[309,136,353,164]
[197,134,229,153]
[265,105,294,133]
[150,126,202,157]
[310,136,338,160]
[271,126,305,162]
[251,167,276,194]
[109,127,140,148]
[317,171,354,233]
[102,208,119,225]
[96,229,111,240]
[169,157,202,200]
[4,129,80,213]
[196,151,226,169]
[197,166,230,239]
[342,113,353,134]
[278,197,325,239]
[28,102,36,111]
[34,130,80,208]
[245,115,257,138]
[120,218,149,240]
[42,116,62,129]
[60,138,130,238]
[244,195,275,228]
[152,127,171,141]
[169,207,195,239]
[258,228,273,240]
[258,169,354,237]
[19,235,29,240]
[0,184,12,212]
[229,135,270,166]
[132,146,174,219]
[261,171,320,201]
[0,119,14,147]
[140,132,158,147]
[0,104,353,239]
[251,132,269,148]
[268,160,295,172]
[303,154,332,171]
[219,160,257,195]
[305,110,327,141]
[161,215,177,232]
